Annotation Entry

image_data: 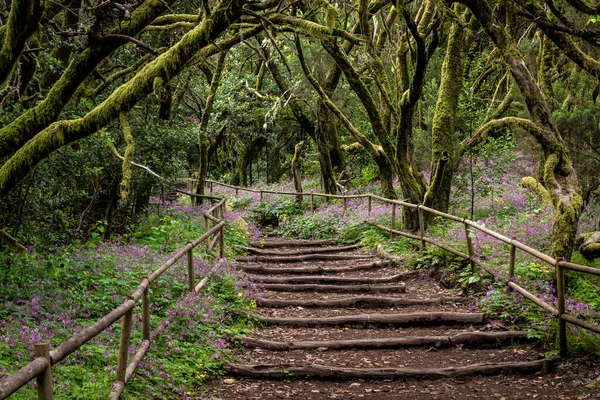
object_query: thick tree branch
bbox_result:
[0,0,43,86]
[295,35,382,161]
[0,0,177,160]
[0,0,245,198]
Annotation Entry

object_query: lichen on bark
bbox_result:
[119,112,135,199]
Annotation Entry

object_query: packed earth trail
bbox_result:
[198,238,597,399]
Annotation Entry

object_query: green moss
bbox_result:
[521,176,552,205]
[153,77,164,97]
[119,112,134,199]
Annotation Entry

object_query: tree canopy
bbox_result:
[1,0,600,259]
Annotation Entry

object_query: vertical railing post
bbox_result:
[556,260,567,358]
[219,224,225,259]
[391,203,396,235]
[464,222,475,272]
[34,343,52,400]
[235,187,239,197]
[260,190,264,201]
[368,195,372,215]
[187,245,195,292]
[204,214,210,249]
[417,206,426,251]
[310,193,314,212]
[508,239,516,280]
[116,305,134,385]
[343,197,347,213]
[210,181,213,193]
[142,277,151,342]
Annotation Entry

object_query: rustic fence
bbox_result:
[204,179,600,358]
[0,196,227,400]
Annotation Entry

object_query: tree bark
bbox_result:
[0,0,43,87]
[291,141,304,204]
[423,19,467,214]
[459,0,583,260]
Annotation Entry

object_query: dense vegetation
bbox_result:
[1,0,600,397]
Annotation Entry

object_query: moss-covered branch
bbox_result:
[0,0,244,199]
[0,229,26,254]
[119,112,134,199]
[0,0,177,160]
[521,176,553,205]
[296,34,396,199]
[0,0,43,87]
[460,117,544,157]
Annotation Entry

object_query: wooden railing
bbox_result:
[205,179,600,358]
[0,197,227,400]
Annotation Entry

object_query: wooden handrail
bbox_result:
[204,178,600,359]
[0,190,230,400]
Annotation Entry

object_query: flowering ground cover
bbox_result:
[0,196,261,399]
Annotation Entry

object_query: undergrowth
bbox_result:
[0,195,260,399]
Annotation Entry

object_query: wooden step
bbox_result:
[225,358,554,380]
[237,331,530,351]
[240,244,363,256]
[258,312,484,327]
[242,260,391,274]
[237,254,372,263]
[260,283,406,293]
[249,239,336,248]
[257,296,464,308]
[250,273,406,285]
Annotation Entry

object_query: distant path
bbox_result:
[197,237,591,399]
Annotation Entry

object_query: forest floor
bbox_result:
[196,237,600,399]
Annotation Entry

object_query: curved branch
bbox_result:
[460,117,544,157]
[0,0,43,86]
[0,0,178,160]
[295,34,382,161]
[0,0,245,198]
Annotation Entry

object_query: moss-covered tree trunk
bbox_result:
[231,137,266,187]
[423,20,466,213]
[292,141,305,204]
[196,51,227,203]
[461,0,582,260]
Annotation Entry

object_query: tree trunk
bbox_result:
[196,51,227,203]
[0,0,43,87]
[315,107,338,194]
[461,0,582,260]
[232,137,266,187]
[292,141,305,204]
[424,20,467,214]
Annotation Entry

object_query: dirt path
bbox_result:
[197,238,598,399]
